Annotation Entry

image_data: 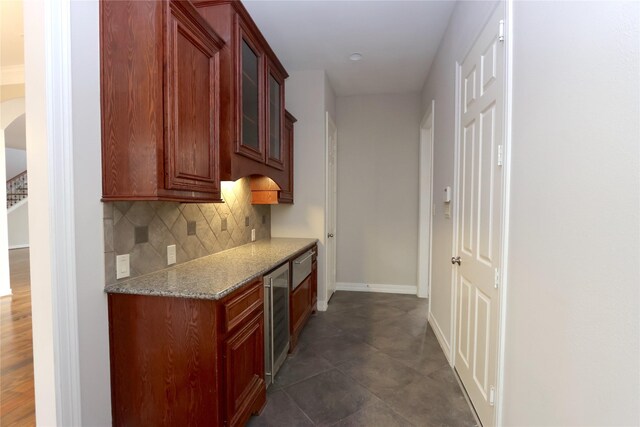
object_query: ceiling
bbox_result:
[243,0,456,96]
[0,0,24,68]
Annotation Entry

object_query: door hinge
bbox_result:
[494,268,500,289]
[497,144,503,166]
[489,385,496,406]
[498,20,505,42]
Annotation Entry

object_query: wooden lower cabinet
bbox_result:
[224,312,265,427]
[310,259,318,312]
[290,275,312,351]
[289,245,318,352]
[108,278,265,426]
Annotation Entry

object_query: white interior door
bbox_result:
[326,113,337,300]
[454,6,505,426]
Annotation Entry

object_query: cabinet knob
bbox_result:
[327,233,334,238]
[451,256,461,266]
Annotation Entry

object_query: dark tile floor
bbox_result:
[247,291,478,427]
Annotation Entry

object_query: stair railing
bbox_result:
[6,171,28,209]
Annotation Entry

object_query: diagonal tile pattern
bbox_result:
[103,178,271,285]
[248,291,478,427]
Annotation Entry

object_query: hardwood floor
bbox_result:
[1,248,35,426]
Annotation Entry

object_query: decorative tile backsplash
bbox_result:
[103,178,271,285]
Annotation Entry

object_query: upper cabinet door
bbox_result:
[165,1,221,195]
[265,63,285,170]
[236,24,265,162]
[101,0,224,202]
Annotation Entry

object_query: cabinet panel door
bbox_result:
[165,2,220,194]
[101,0,164,199]
[236,22,265,163]
[291,276,311,338]
[224,312,265,427]
[265,64,285,170]
[310,260,318,309]
[278,111,296,203]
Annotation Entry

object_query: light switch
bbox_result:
[167,245,176,265]
[116,254,130,279]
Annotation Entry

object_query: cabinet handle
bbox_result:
[294,253,313,264]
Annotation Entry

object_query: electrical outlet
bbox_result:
[167,245,176,265]
[116,254,130,279]
[251,229,256,242]
[187,221,196,236]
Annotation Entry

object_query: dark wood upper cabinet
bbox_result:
[278,110,296,203]
[236,27,265,162]
[266,62,285,170]
[194,1,291,200]
[101,0,224,202]
[249,110,295,204]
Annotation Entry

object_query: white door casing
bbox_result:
[418,102,435,300]
[325,112,337,301]
[454,6,505,427]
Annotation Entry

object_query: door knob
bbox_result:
[451,256,461,266]
[327,233,334,238]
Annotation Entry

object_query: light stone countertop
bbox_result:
[104,238,318,300]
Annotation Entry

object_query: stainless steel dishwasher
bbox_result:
[263,262,290,388]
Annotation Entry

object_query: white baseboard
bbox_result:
[0,287,12,297]
[317,300,328,311]
[9,244,29,250]
[428,312,452,365]
[336,282,417,295]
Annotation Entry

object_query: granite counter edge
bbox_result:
[103,239,318,301]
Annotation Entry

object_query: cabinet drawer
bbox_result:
[223,278,263,334]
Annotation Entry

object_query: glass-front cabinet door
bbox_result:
[237,30,264,162]
[266,63,285,170]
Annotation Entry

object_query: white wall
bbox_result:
[502,2,640,425]
[5,147,26,180]
[272,69,333,308]
[0,98,25,297]
[335,93,421,291]
[421,0,499,350]
[70,1,111,424]
[8,200,29,248]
